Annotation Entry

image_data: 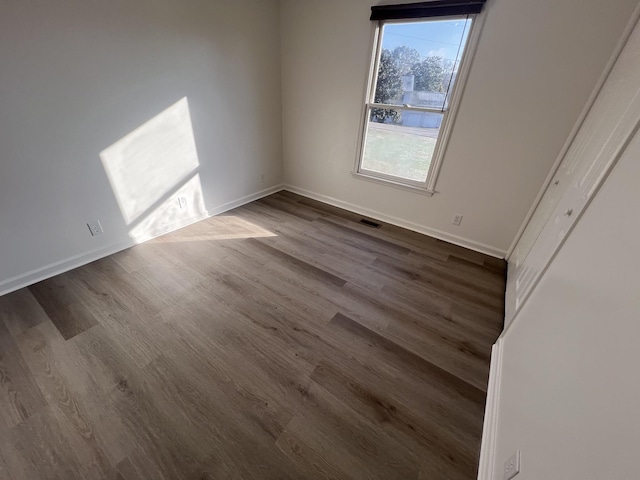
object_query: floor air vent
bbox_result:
[360,219,381,228]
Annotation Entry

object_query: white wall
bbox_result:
[280,0,638,256]
[0,0,283,293]
[490,129,640,478]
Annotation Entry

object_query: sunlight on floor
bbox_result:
[100,97,207,242]
[151,215,277,243]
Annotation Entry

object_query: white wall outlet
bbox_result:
[87,220,104,236]
[503,450,521,480]
[260,173,265,183]
[452,214,463,226]
[178,196,188,210]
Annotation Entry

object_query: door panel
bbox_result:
[506,19,640,324]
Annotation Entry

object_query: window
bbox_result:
[356,3,483,193]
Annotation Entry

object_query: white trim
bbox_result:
[0,184,284,297]
[0,240,135,298]
[283,184,506,258]
[196,183,284,218]
[503,260,517,329]
[369,103,446,114]
[505,3,640,260]
[353,22,382,176]
[351,170,435,195]
[477,337,504,480]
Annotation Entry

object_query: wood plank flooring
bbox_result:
[0,191,505,479]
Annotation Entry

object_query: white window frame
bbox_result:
[353,14,485,195]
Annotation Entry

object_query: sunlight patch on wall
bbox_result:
[100,97,207,242]
[127,173,207,243]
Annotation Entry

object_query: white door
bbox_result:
[506,17,640,323]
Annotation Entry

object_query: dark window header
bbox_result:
[370,0,486,21]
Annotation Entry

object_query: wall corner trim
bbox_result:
[0,184,284,297]
[283,184,507,258]
[477,337,505,480]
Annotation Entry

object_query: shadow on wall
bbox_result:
[100,96,274,244]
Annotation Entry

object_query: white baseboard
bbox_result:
[0,184,284,296]
[0,240,136,298]
[205,184,284,217]
[283,184,506,258]
[477,337,504,480]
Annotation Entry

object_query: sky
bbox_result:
[382,18,472,64]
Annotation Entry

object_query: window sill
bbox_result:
[351,171,435,196]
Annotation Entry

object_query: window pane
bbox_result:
[362,110,443,182]
[374,18,472,110]
[443,18,472,109]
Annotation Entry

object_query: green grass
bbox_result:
[362,127,436,182]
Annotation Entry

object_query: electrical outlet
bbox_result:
[452,214,463,226]
[87,220,104,236]
[178,196,188,210]
[260,173,265,183]
[503,450,521,480]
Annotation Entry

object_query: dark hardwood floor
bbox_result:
[0,191,505,479]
